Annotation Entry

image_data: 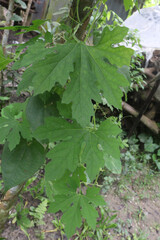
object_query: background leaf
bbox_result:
[2,139,45,190]
[0,46,12,70]
[0,103,31,150]
[15,0,27,9]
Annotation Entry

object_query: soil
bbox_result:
[1,213,67,240]
[0,168,160,240]
[105,172,160,239]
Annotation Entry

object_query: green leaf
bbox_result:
[17,26,133,127]
[44,31,53,43]
[34,117,121,181]
[15,34,41,54]
[123,0,133,11]
[48,173,105,238]
[62,50,101,126]
[83,120,122,179]
[49,193,82,237]
[104,154,121,174]
[22,42,77,95]
[0,103,32,150]
[97,26,131,65]
[1,102,24,118]
[80,197,98,229]
[0,96,10,101]
[12,41,53,70]
[2,139,45,190]
[157,149,160,156]
[138,133,148,143]
[85,187,106,206]
[0,46,12,70]
[11,13,23,21]
[57,101,72,119]
[15,0,27,9]
[62,196,81,237]
[17,70,35,94]
[26,95,45,131]
[46,167,86,196]
[0,19,46,33]
[46,140,81,180]
[26,94,59,131]
[144,137,159,152]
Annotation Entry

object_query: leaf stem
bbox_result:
[76,0,81,23]
[81,0,102,24]
[84,1,102,43]
[93,116,96,129]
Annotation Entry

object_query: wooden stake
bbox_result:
[1,0,14,56]
[19,0,33,43]
[122,101,159,135]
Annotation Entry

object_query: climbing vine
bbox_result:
[0,0,138,237]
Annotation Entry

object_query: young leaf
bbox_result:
[2,139,45,191]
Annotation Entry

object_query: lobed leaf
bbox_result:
[48,171,105,238]
[34,117,121,181]
[16,26,133,127]
[0,103,32,150]
[12,41,53,69]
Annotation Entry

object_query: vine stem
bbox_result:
[93,116,96,129]
[92,103,99,129]
[81,0,102,24]
[76,0,81,23]
[84,0,102,43]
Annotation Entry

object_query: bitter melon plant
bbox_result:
[0,0,135,237]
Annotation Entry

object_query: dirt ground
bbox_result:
[105,172,160,240]
[1,170,160,240]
